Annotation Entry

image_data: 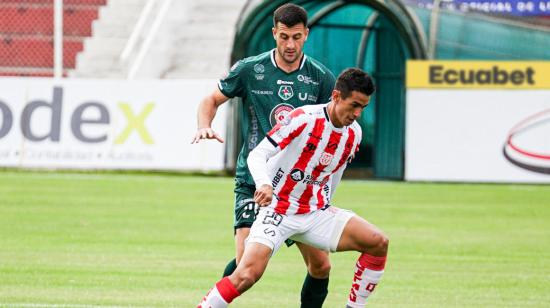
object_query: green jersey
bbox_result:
[219,49,336,185]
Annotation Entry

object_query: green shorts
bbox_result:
[233,179,296,247]
[233,180,258,230]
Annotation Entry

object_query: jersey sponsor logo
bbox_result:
[290,168,305,181]
[278,85,294,101]
[277,80,294,85]
[272,167,285,188]
[319,152,334,165]
[297,74,319,85]
[248,105,260,150]
[298,93,318,102]
[251,89,273,95]
[254,64,265,73]
[269,103,294,126]
[302,174,329,186]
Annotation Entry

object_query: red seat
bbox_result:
[0,6,99,36]
[0,1,104,77]
[0,36,83,68]
[2,0,107,5]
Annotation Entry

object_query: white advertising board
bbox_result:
[406,61,550,183]
[0,78,226,171]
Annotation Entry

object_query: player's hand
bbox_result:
[191,127,224,144]
[254,184,273,207]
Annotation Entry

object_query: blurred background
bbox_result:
[1,0,549,183]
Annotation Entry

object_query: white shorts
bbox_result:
[247,206,355,254]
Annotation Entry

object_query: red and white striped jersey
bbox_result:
[247,103,361,215]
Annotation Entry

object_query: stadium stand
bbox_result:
[0,0,106,77]
[71,0,247,79]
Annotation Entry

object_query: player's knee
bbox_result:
[362,232,389,256]
[308,260,331,278]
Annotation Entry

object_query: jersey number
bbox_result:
[262,210,283,226]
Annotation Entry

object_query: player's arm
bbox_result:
[247,138,280,206]
[191,88,229,144]
[192,59,246,144]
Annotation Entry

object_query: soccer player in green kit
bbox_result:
[191,4,335,306]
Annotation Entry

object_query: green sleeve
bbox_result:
[218,60,246,98]
[317,69,336,104]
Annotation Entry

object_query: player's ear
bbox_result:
[272,27,277,40]
[304,27,309,41]
[332,89,340,102]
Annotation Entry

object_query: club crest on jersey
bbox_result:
[278,85,294,101]
[270,103,294,127]
[319,152,334,165]
[254,64,265,73]
[290,169,305,182]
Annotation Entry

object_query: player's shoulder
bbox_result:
[294,104,327,120]
[349,121,363,137]
[238,51,271,68]
[303,55,335,78]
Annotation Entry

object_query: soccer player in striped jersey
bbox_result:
[192,3,335,307]
[198,68,389,308]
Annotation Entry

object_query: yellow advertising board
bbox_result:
[407,61,550,89]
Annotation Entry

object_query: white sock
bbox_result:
[197,286,229,308]
[347,254,386,307]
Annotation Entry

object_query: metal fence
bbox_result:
[0,0,106,78]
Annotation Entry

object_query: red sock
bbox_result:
[215,277,240,304]
[358,253,386,271]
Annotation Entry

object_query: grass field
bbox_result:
[0,171,549,307]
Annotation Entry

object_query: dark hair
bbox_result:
[273,3,308,27]
[335,68,375,98]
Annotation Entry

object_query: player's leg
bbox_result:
[222,227,249,276]
[336,214,389,308]
[199,207,289,307]
[222,182,258,277]
[296,242,331,308]
[198,242,271,307]
[292,207,388,307]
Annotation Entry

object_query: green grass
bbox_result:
[0,171,549,307]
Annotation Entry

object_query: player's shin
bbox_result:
[198,277,240,308]
[346,253,386,308]
[222,258,238,277]
[300,273,329,308]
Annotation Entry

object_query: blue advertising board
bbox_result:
[408,0,550,16]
